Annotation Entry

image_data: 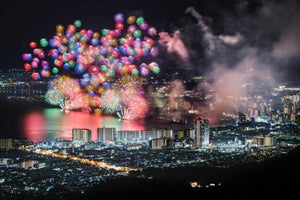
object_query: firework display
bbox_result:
[23,13,160,119]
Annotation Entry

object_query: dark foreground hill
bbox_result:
[14,145,297,200]
[3,145,299,200]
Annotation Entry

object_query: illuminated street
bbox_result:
[34,149,137,172]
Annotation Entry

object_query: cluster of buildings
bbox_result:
[70,117,283,151]
[70,117,210,149]
[238,89,300,126]
[0,117,284,152]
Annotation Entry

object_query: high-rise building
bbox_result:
[72,128,91,144]
[97,127,116,142]
[152,128,173,138]
[194,118,209,148]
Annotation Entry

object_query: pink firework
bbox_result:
[89,95,101,107]
[49,76,81,98]
[66,92,91,112]
[127,95,148,119]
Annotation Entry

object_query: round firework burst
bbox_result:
[113,74,145,105]
[127,95,148,119]
[100,89,120,114]
[45,89,64,106]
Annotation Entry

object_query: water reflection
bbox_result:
[21,108,146,142]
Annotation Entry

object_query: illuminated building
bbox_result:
[115,130,161,142]
[152,128,173,138]
[292,93,300,103]
[0,138,13,149]
[0,80,47,102]
[97,127,116,143]
[284,104,291,114]
[246,135,276,147]
[150,138,167,149]
[253,108,259,121]
[163,129,173,138]
[194,118,210,148]
[72,128,91,144]
[0,138,27,150]
[20,160,39,169]
[178,130,184,139]
[290,112,296,121]
[263,136,277,147]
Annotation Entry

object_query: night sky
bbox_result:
[0,0,188,70]
[1,0,300,81]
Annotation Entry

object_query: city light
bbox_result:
[35,149,138,172]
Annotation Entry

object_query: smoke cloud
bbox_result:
[157,0,300,122]
[185,7,216,55]
[162,79,187,121]
[158,31,189,64]
[218,33,244,46]
[272,13,300,59]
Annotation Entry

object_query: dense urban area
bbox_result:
[1,69,300,199]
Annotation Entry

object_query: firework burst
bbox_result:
[100,89,120,114]
[45,89,64,106]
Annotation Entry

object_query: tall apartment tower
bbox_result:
[194,118,210,148]
[97,127,116,142]
[72,128,92,144]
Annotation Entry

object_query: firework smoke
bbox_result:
[157,0,300,122]
[158,31,189,64]
[161,79,187,121]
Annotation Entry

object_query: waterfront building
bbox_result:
[72,128,91,144]
[116,130,161,142]
[150,128,173,138]
[97,127,116,143]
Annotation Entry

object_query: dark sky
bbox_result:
[1,0,299,81]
